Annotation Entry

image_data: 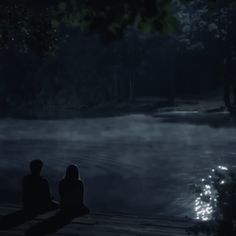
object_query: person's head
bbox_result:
[30,159,43,176]
[65,164,79,181]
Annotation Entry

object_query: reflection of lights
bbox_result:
[194,165,229,222]
[194,184,216,221]
[218,165,228,171]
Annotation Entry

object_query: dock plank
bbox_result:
[0,205,193,235]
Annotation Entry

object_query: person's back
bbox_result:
[22,160,55,211]
[59,165,89,215]
[23,174,51,210]
[59,178,84,208]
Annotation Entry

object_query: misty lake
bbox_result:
[0,113,236,218]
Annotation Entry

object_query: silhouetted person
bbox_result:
[22,159,58,212]
[0,160,58,230]
[25,166,89,236]
[59,165,89,216]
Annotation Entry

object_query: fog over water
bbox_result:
[0,113,236,218]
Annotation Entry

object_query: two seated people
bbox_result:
[22,159,89,216]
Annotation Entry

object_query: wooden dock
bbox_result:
[0,205,193,235]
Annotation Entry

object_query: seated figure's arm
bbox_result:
[22,178,26,206]
[79,181,84,204]
[43,179,52,202]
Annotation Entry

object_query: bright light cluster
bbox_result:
[194,165,229,221]
[218,165,228,171]
[195,183,216,221]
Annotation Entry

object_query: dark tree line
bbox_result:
[0,0,236,114]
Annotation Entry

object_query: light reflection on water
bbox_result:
[194,165,229,221]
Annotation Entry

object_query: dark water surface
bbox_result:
[0,113,236,218]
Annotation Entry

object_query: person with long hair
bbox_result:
[59,164,89,216]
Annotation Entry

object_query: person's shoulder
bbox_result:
[59,178,66,187]
[59,178,66,184]
[23,174,30,179]
[40,176,49,184]
[22,175,31,182]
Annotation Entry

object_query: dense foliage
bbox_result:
[0,0,235,55]
[0,0,185,55]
